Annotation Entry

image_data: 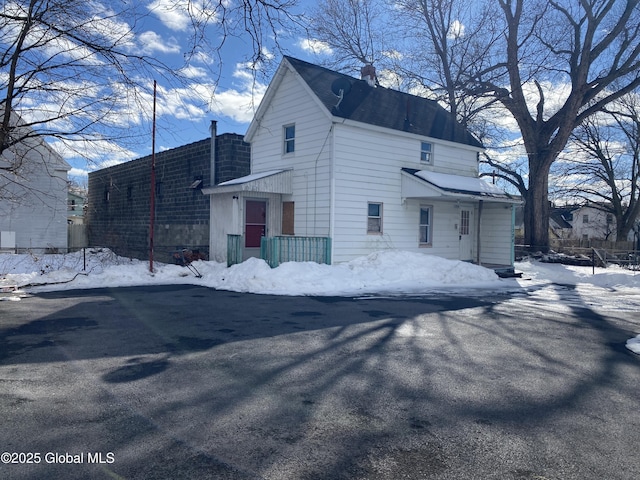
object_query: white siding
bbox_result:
[0,145,69,252]
[209,194,237,262]
[479,203,514,265]
[209,192,284,262]
[250,68,333,237]
[330,122,482,262]
[245,60,515,267]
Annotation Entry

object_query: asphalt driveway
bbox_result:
[1,285,639,479]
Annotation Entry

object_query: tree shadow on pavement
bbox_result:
[1,283,639,480]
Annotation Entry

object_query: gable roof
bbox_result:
[550,206,577,229]
[283,56,483,148]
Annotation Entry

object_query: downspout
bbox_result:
[511,204,516,266]
[329,121,340,264]
[477,200,483,265]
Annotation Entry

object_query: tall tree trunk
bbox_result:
[524,158,552,251]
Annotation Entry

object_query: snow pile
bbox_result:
[0,248,141,289]
[516,258,640,290]
[215,250,502,296]
[2,249,639,353]
[627,335,640,355]
[0,249,502,296]
[4,249,640,296]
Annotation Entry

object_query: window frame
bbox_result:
[420,141,433,164]
[283,124,295,154]
[459,209,470,236]
[367,202,383,235]
[419,205,433,246]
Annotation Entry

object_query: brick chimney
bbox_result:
[361,64,376,87]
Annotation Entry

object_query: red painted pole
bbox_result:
[149,80,157,273]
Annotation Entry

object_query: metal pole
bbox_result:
[149,80,157,273]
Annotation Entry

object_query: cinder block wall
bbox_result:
[87,134,250,262]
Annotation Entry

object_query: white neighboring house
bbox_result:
[551,204,637,243]
[204,57,520,272]
[0,116,70,253]
[570,205,617,241]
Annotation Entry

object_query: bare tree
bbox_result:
[393,0,500,127]
[456,0,640,251]
[1,0,303,172]
[554,95,640,242]
[307,0,394,76]
[364,0,640,250]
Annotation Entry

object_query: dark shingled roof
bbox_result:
[285,56,483,149]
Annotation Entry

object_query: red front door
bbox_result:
[245,200,267,248]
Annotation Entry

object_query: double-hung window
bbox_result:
[367,202,383,234]
[420,141,433,164]
[284,124,295,154]
[419,205,432,245]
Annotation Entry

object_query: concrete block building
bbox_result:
[87,123,250,262]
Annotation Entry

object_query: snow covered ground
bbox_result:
[1,248,639,353]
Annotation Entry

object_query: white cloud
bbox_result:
[49,138,138,167]
[138,31,181,55]
[448,20,465,39]
[147,0,220,32]
[68,167,89,178]
[297,38,333,55]
[521,80,572,120]
[175,63,267,124]
[180,65,210,79]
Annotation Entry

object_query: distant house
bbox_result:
[67,189,87,225]
[549,206,576,240]
[0,115,70,253]
[550,203,635,243]
[87,123,250,262]
[204,57,520,272]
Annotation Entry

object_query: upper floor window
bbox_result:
[583,214,589,224]
[284,124,295,154]
[420,141,432,164]
[367,202,383,234]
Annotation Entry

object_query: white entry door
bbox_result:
[459,207,473,261]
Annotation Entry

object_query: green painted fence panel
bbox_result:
[227,235,243,266]
[260,236,331,268]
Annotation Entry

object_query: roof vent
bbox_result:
[361,64,376,87]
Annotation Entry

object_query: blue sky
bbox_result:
[62,0,332,181]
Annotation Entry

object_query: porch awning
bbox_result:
[401,168,519,203]
[202,169,292,195]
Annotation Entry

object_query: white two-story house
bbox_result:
[204,57,519,273]
[1,113,70,253]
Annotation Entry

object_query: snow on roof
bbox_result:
[217,169,285,186]
[415,170,505,196]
